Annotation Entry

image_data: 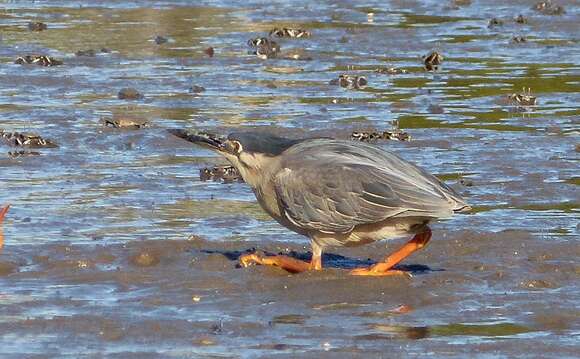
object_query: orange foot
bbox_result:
[239,251,321,274]
[350,228,432,277]
[0,205,9,224]
[350,267,411,277]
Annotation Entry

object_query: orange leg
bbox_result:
[0,204,9,224]
[350,228,432,276]
[239,241,322,273]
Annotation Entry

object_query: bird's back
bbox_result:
[270,139,469,234]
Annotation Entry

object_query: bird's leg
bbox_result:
[239,241,322,273]
[310,241,322,270]
[0,204,9,224]
[350,227,432,276]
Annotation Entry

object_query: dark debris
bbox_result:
[27,22,47,31]
[247,37,281,59]
[269,27,311,38]
[0,130,58,148]
[330,74,367,89]
[117,88,143,100]
[200,165,243,183]
[533,1,565,15]
[15,55,62,67]
[351,129,411,142]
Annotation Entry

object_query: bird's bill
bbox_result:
[168,129,227,152]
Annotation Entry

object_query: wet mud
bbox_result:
[0,0,578,357]
[0,232,579,357]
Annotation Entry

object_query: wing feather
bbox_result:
[273,140,468,234]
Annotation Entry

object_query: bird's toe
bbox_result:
[349,267,412,277]
[239,253,264,267]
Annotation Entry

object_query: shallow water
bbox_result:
[0,0,579,357]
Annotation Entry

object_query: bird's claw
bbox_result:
[239,253,265,268]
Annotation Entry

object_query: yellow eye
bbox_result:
[233,141,242,153]
[226,140,243,154]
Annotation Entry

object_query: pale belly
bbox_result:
[313,217,431,248]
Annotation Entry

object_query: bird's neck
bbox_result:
[229,154,283,218]
[232,152,279,188]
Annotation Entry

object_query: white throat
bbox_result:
[222,152,276,188]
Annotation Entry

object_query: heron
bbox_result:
[169,130,470,276]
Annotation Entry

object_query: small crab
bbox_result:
[75,48,110,57]
[8,150,41,158]
[508,87,537,107]
[351,130,411,142]
[515,14,528,24]
[351,122,411,142]
[269,28,311,38]
[28,22,47,31]
[247,37,280,59]
[117,88,143,100]
[533,1,565,15]
[200,165,243,183]
[102,117,149,129]
[423,51,443,71]
[459,178,474,187]
[375,67,407,75]
[352,121,411,142]
[15,55,62,67]
[0,130,58,148]
[255,45,280,59]
[488,18,504,28]
[189,85,206,94]
[351,131,382,142]
[383,129,411,141]
[154,35,169,45]
[330,74,367,89]
[75,49,96,57]
[247,37,270,48]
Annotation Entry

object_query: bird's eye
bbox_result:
[233,141,242,153]
[226,140,243,154]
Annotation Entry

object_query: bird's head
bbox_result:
[169,129,300,185]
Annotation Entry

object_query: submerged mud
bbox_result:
[0,0,578,357]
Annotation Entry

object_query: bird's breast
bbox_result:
[252,180,287,222]
[252,182,311,237]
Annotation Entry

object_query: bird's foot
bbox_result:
[349,266,412,277]
[0,205,9,224]
[239,252,315,273]
[350,229,432,277]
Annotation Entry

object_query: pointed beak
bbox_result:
[168,129,226,152]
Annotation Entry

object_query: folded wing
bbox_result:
[274,140,468,234]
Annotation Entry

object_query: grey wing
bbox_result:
[274,165,406,234]
[274,149,466,234]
